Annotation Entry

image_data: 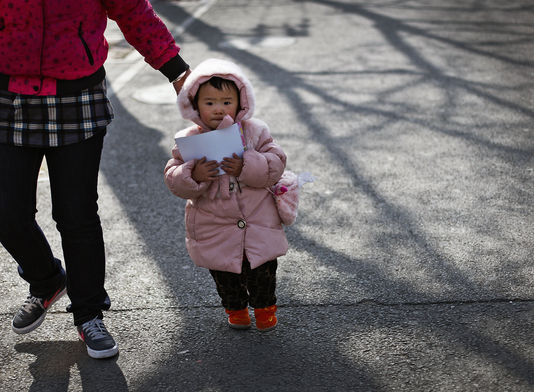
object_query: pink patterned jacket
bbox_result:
[0,0,185,95]
[164,59,288,273]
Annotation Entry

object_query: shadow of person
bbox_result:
[15,341,128,392]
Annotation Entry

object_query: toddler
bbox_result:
[164,58,288,331]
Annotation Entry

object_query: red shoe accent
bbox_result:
[225,308,251,329]
[43,287,65,309]
[254,305,278,331]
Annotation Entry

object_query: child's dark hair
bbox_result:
[193,77,240,109]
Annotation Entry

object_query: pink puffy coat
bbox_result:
[0,0,181,95]
[164,59,288,273]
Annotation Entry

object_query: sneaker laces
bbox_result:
[82,318,110,340]
[20,296,44,313]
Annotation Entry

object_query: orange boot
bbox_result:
[254,305,278,331]
[225,308,251,329]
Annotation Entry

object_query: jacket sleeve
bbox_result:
[238,123,287,188]
[103,0,188,79]
[164,146,210,199]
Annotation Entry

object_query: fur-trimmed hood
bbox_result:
[177,58,256,130]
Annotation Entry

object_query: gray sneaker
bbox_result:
[12,285,66,334]
[77,317,118,359]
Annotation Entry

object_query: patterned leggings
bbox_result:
[209,257,277,311]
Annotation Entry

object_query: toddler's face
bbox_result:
[196,83,239,129]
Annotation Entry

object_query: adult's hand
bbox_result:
[173,69,191,95]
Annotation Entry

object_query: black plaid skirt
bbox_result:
[0,80,114,147]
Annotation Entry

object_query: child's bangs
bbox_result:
[208,76,237,92]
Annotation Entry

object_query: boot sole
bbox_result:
[257,319,278,332]
[228,322,251,330]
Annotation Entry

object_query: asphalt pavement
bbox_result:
[1,0,534,391]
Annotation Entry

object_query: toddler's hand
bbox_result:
[192,157,219,182]
[221,153,243,177]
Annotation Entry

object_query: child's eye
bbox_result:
[224,101,232,105]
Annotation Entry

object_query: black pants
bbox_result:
[0,132,110,326]
[209,257,277,310]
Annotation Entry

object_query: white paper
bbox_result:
[174,123,245,175]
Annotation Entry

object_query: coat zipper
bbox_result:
[35,0,46,93]
[78,22,94,65]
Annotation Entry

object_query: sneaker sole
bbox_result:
[86,343,119,359]
[12,312,47,335]
[11,287,67,335]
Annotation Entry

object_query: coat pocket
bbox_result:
[185,203,197,241]
[78,22,94,65]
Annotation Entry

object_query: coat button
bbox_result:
[33,85,39,91]
[237,220,246,229]
[229,182,235,191]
